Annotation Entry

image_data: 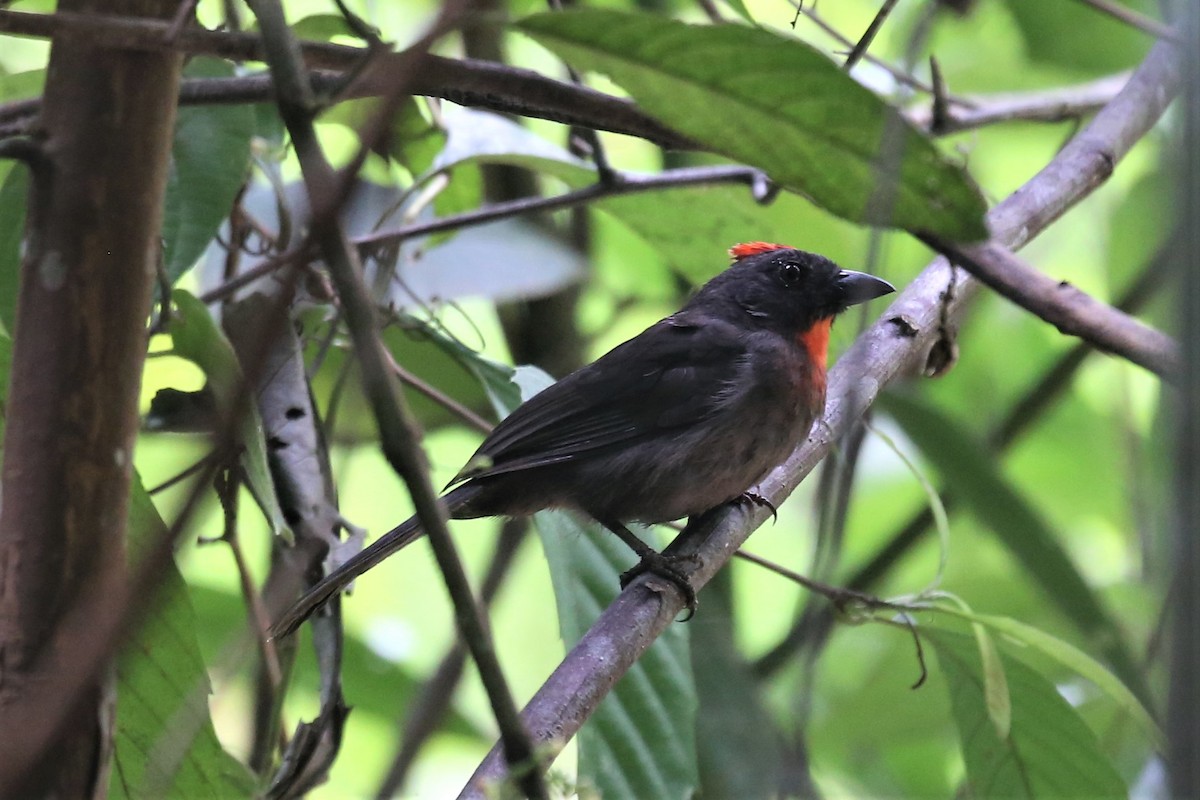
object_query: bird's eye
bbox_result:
[779,263,802,286]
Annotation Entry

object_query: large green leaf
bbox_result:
[932,606,1161,748]
[166,289,288,539]
[924,627,1126,799]
[690,573,781,799]
[882,392,1151,708]
[110,475,257,799]
[535,512,698,800]
[516,11,988,240]
[162,59,255,284]
[1004,0,1153,73]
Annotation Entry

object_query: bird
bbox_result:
[270,242,894,637]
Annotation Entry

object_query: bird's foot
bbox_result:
[736,490,777,522]
[620,551,700,620]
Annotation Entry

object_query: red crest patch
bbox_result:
[729,241,792,260]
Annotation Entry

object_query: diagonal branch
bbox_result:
[923,236,1180,381]
[460,38,1182,798]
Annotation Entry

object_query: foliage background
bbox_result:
[0,0,1177,797]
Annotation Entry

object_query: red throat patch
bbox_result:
[729,241,792,261]
[797,317,832,375]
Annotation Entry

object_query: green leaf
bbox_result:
[290,13,358,41]
[166,289,288,539]
[0,68,45,102]
[535,511,699,800]
[0,164,26,334]
[110,474,257,799]
[0,331,11,448]
[690,573,782,799]
[515,10,988,240]
[497,368,698,799]
[882,391,1152,708]
[933,607,1163,749]
[1004,0,1153,73]
[718,0,755,25]
[389,97,447,177]
[162,59,255,284]
[971,620,1011,740]
[924,627,1126,799]
[596,183,846,283]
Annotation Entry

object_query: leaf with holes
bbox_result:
[166,289,288,540]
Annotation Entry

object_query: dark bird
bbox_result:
[271,242,893,637]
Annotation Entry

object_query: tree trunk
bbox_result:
[0,0,182,794]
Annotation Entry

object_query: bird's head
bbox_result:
[688,242,895,340]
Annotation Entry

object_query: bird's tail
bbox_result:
[269,483,481,639]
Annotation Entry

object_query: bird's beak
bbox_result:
[838,270,895,306]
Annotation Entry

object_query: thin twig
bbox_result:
[843,0,901,71]
[1069,0,1181,43]
[146,450,217,495]
[197,165,769,305]
[383,347,493,434]
[209,469,285,692]
[734,550,892,613]
[0,12,1134,145]
[797,5,941,97]
[354,165,768,250]
[909,71,1131,135]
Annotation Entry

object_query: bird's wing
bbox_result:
[450,313,747,484]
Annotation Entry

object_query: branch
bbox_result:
[1167,2,1200,795]
[908,72,1130,135]
[0,9,693,149]
[0,8,1142,147]
[354,165,770,250]
[461,39,1182,797]
[797,4,940,97]
[196,165,771,305]
[843,0,901,71]
[923,236,1180,381]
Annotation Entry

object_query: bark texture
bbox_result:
[0,0,183,794]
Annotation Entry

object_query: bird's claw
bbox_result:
[620,552,699,621]
[737,490,777,523]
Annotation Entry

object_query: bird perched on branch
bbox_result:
[271,242,893,637]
